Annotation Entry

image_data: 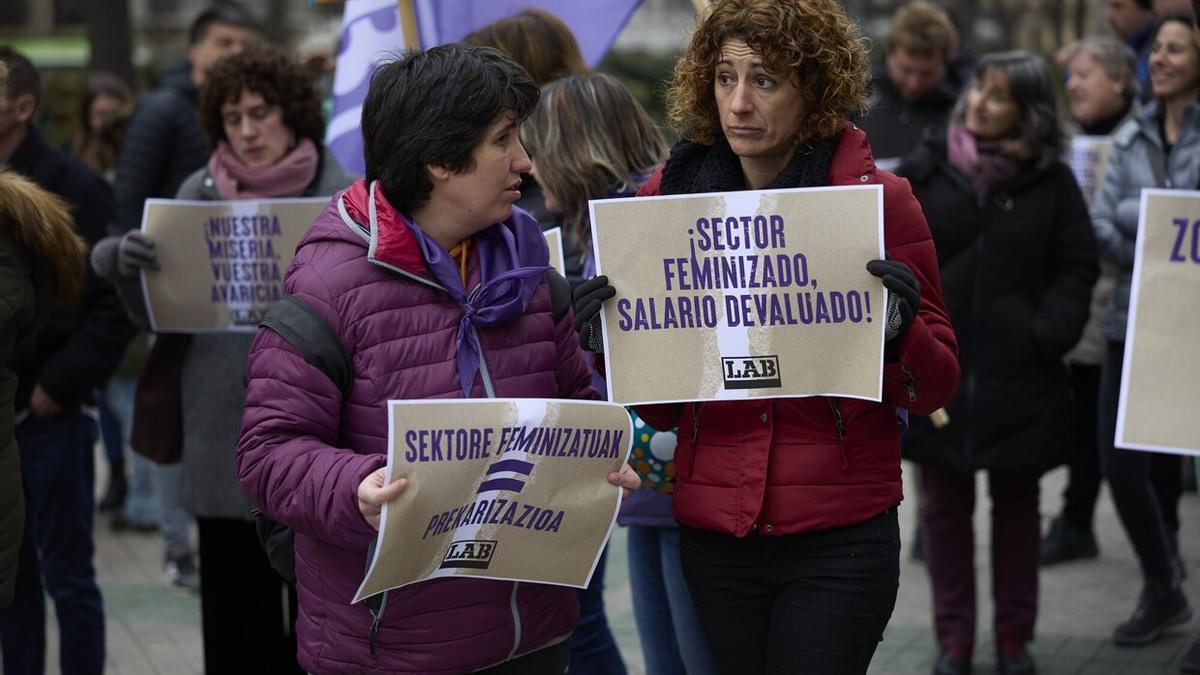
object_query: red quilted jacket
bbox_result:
[635,125,960,537]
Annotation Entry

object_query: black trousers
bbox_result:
[197,517,303,674]
[680,509,900,675]
[1060,363,1103,529]
[1099,341,1182,586]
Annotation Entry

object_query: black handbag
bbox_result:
[129,333,191,464]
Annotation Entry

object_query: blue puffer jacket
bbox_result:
[1090,100,1200,342]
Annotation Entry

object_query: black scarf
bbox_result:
[658,133,840,196]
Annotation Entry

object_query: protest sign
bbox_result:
[1116,189,1200,455]
[544,227,567,278]
[139,198,326,333]
[354,399,632,602]
[1066,135,1114,205]
[589,185,885,405]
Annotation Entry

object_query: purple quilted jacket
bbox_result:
[236,181,596,673]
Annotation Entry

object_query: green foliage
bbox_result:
[600,48,683,145]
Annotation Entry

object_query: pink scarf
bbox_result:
[207,137,319,200]
[946,124,1022,205]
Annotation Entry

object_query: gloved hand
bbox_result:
[572,275,616,353]
[117,230,160,277]
[866,258,920,346]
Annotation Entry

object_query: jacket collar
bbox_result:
[336,179,429,279]
[658,123,873,195]
[1129,99,1200,149]
[6,125,45,177]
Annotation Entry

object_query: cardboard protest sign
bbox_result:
[1116,189,1200,455]
[589,185,885,405]
[139,198,327,333]
[1066,136,1115,206]
[354,399,632,602]
[544,226,567,278]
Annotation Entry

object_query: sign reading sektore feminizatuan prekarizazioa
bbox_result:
[1116,189,1200,456]
[589,185,886,406]
[139,197,328,332]
[353,399,632,603]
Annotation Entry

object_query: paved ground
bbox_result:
[27,455,1200,674]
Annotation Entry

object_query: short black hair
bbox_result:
[0,46,41,106]
[189,2,256,46]
[361,44,539,215]
[1135,0,1153,11]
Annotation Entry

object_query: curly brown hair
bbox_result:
[667,0,871,149]
[198,44,325,147]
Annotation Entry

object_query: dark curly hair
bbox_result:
[667,0,871,149]
[198,44,325,148]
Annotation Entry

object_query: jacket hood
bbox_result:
[0,170,86,316]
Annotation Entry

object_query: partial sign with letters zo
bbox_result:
[589,185,886,405]
[1116,189,1200,455]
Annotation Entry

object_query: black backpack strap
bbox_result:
[545,268,571,323]
[260,295,352,398]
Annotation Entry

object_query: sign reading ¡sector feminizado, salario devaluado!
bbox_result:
[353,399,632,603]
[589,185,887,406]
[139,197,327,333]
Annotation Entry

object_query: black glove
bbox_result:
[866,258,919,346]
[572,275,616,353]
[117,230,160,276]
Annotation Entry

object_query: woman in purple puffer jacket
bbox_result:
[235,45,639,674]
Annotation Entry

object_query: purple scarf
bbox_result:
[946,125,1022,206]
[397,193,549,396]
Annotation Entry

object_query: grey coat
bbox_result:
[96,148,356,520]
[1090,101,1200,342]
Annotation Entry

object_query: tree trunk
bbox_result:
[85,0,136,90]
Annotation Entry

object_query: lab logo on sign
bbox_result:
[440,540,498,569]
[720,356,782,389]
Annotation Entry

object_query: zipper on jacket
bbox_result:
[506,581,523,660]
[884,363,917,403]
[362,543,388,663]
[470,325,498,398]
[367,607,383,662]
[826,398,846,440]
[690,403,701,442]
[826,398,849,470]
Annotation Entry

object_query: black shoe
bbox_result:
[1039,516,1098,566]
[932,648,971,675]
[997,643,1036,675]
[98,470,128,512]
[1182,635,1200,673]
[1113,582,1192,646]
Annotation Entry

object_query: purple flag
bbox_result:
[412,0,645,67]
[327,0,645,175]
